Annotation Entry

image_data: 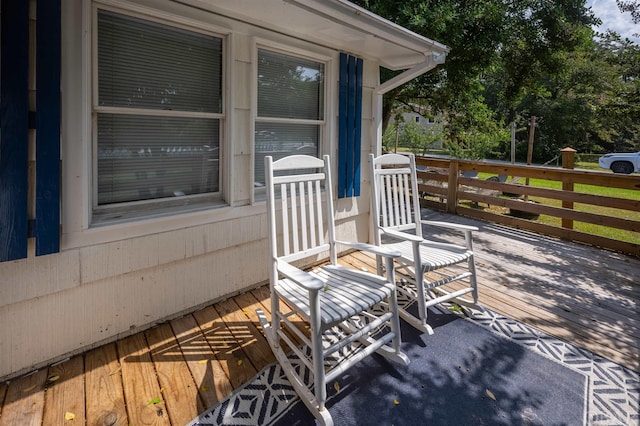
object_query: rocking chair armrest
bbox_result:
[380,227,424,243]
[420,220,478,233]
[335,240,402,259]
[276,259,325,291]
[278,260,324,291]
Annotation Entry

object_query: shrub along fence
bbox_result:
[415,150,640,257]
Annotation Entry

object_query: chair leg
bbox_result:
[413,268,432,334]
[398,308,434,335]
[257,308,334,426]
[372,258,410,365]
[310,292,330,422]
[375,254,384,276]
[407,243,427,328]
[468,254,479,303]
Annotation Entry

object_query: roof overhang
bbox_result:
[173,0,448,70]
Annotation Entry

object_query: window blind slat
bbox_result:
[255,49,324,187]
[254,122,318,187]
[97,114,219,205]
[96,10,223,210]
[257,49,323,120]
[98,10,222,113]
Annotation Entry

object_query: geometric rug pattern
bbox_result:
[188,308,639,426]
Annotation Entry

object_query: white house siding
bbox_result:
[0,0,378,379]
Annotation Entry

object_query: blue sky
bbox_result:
[586,0,639,43]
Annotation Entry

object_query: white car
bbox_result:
[598,152,640,174]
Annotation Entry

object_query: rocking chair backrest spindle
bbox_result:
[265,154,337,265]
[371,153,423,244]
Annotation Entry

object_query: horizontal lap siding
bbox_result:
[0,236,270,379]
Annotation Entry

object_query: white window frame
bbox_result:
[252,41,332,202]
[90,3,227,225]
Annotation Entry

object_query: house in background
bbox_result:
[0,0,447,380]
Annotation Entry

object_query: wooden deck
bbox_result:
[0,211,638,425]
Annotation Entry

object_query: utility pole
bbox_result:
[527,115,536,167]
[394,121,399,153]
[510,121,516,164]
[525,115,536,200]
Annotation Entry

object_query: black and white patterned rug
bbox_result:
[188,307,639,426]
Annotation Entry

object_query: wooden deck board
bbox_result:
[170,314,233,408]
[42,356,85,426]
[1,211,638,425]
[0,369,47,426]
[0,383,6,419]
[85,343,128,426]
[193,306,257,389]
[145,323,203,425]
[117,334,170,425]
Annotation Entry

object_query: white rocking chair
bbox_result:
[257,154,409,426]
[369,153,481,335]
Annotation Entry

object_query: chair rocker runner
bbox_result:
[257,154,409,426]
[369,153,481,335]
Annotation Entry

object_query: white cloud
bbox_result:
[586,0,639,43]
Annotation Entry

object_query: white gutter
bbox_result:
[286,0,448,68]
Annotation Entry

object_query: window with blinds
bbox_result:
[95,9,223,213]
[255,49,324,187]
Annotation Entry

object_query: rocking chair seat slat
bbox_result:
[276,264,393,327]
[384,240,473,271]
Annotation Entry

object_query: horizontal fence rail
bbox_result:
[415,155,640,257]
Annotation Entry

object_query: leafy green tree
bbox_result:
[382,111,406,152]
[382,118,443,155]
[487,30,640,159]
[403,120,443,156]
[354,0,601,161]
[616,0,640,24]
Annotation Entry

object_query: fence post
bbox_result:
[561,148,576,230]
[447,159,459,213]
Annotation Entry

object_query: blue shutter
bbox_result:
[337,53,363,198]
[0,0,30,261]
[0,0,61,262]
[35,0,62,256]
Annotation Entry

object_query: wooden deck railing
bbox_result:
[414,154,640,257]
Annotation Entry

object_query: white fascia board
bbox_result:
[173,0,448,70]
[375,52,446,95]
[293,0,448,55]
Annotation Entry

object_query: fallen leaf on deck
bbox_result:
[237,359,243,366]
[333,382,340,392]
[22,384,36,393]
[394,399,400,405]
[147,397,162,405]
[64,412,76,421]
[109,366,122,375]
[48,374,61,382]
[200,386,209,392]
[323,284,330,292]
[486,389,496,400]
[197,359,208,364]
